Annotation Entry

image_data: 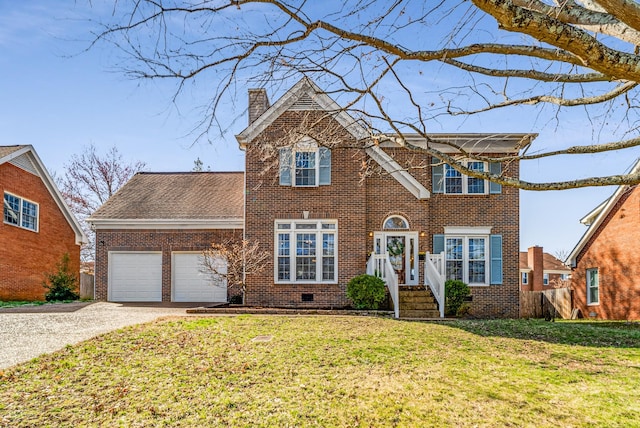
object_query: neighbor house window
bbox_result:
[3,192,38,232]
[444,162,487,194]
[445,236,488,285]
[275,220,337,283]
[543,273,549,285]
[279,139,331,187]
[521,272,528,285]
[587,268,599,305]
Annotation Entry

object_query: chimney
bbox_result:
[528,246,544,291]
[248,88,270,125]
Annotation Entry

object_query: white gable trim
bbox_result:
[568,158,640,267]
[236,78,369,148]
[365,146,430,200]
[1,145,87,245]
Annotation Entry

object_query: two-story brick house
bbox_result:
[91,78,532,318]
[237,78,533,318]
[1,145,86,300]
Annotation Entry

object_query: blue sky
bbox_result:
[1,1,636,257]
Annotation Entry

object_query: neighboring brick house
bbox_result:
[89,172,243,302]
[236,78,533,317]
[1,145,86,300]
[567,160,640,320]
[519,246,571,291]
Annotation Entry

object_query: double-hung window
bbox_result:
[587,268,599,305]
[433,158,502,194]
[521,272,529,285]
[445,236,488,285]
[279,139,331,187]
[3,192,38,232]
[276,220,337,283]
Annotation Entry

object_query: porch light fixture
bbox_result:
[420,231,426,237]
[368,232,373,237]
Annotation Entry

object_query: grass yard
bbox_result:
[1,316,639,427]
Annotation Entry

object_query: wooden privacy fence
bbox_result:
[80,273,94,300]
[520,288,572,319]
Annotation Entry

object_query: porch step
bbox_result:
[398,286,441,319]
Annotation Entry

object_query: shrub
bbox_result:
[43,253,79,302]
[346,274,386,310]
[445,279,470,316]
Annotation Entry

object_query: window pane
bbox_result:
[296,233,316,280]
[588,269,599,304]
[469,261,485,283]
[322,234,334,256]
[295,152,316,186]
[445,165,462,193]
[277,234,290,280]
[322,257,335,280]
[467,162,485,194]
[296,223,315,229]
[296,257,316,280]
[321,223,336,229]
[468,238,485,260]
[468,238,486,283]
[446,238,463,281]
[383,216,409,229]
[3,193,20,225]
[21,200,37,230]
[277,223,291,230]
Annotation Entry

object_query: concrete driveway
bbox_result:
[0,302,200,369]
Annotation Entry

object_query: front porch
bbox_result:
[367,251,446,319]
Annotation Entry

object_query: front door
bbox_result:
[373,232,419,285]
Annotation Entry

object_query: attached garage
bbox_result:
[108,252,162,302]
[172,252,226,302]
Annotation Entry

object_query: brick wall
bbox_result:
[572,185,640,320]
[94,228,242,301]
[0,162,81,301]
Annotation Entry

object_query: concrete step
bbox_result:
[399,295,437,304]
[400,302,438,311]
[400,309,441,318]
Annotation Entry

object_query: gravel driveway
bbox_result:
[0,302,198,369]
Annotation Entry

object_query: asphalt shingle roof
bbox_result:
[90,172,244,220]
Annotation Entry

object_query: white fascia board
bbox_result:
[2,146,88,245]
[397,133,537,154]
[444,226,492,235]
[365,146,430,200]
[567,158,640,267]
[236,78,369,148]
[89,218,244,230]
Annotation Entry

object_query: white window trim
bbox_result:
[274,219,338,284]
[445,234,490,286]
[3,191,39,232]
[293,143,319,187]
[521,271,529,285]
[444,161,489,195]
[543,273,549,285]
[587,268,599,306]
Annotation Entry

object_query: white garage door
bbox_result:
[109,252,162,302]
[172,252,227,302]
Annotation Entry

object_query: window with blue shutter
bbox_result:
[490,234,503,284]
[279,147,292,186]
[489,162,502,194]
[433,234,444,254]
[319,147,331,185]
[432,158,444,194]
[279,145,331,187]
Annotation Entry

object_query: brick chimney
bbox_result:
[527,246,544,291]
[248,89,270,125]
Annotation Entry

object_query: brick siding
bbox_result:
[572,185,640,320]
[94,228,242,301]
[0,162,81,301]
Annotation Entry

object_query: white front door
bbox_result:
[373,232,419,285]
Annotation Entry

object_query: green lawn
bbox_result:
[1,316,639,427]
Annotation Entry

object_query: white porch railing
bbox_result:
[424,251,446,318]
[366,253,400,319]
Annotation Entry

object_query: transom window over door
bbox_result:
[275,220,337,283]
[383,215,409,230]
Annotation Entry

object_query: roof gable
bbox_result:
[236,77,369,148]
[568,158,640,266]
[0,145,87,245]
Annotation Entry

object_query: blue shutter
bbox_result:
[432,158,444,193]
[489,162,502,194]
[319,147,331,185]
[433,234,444,255]
[279,147,292,186]
[490,234,503,285]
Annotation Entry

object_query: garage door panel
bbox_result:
[109,252,162,302]
[172,253,226,302]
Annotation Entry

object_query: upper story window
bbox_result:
[3,192,38,232]
[432,157,502,195]
[543,273,549,285]
[279,139,331,187]
[521,271,529,285]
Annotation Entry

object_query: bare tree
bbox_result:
[200,239,270,304]
[57,144,146,261]
[554,249,571,264]
[90,0,640,190]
